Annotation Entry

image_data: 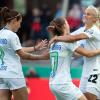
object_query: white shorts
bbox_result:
[79,74,100,99]
[0,78,26,90]
[49,82,83,100]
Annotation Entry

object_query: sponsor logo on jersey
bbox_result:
[0,39,7,44]
[0,65,7,70]
[93,69,98,71]
[52,44,61,50]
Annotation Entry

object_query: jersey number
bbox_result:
[0,46,5,65]
[88,74,98,83]
[50,52,58,72]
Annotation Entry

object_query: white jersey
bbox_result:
[0,28,24,78]
[72,25,100,77]
[49,42,79,84]
[71,27,86,47]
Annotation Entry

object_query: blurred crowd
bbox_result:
[20,3,53,46]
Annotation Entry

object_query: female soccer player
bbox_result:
[49,6,100,100]
[39,17,100,100]
[0,7,47,100]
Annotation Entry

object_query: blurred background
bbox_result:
[0,0,100,100]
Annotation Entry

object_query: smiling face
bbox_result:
[82,6,98,25]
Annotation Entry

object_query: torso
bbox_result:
[0,28,24,78]
[49,42,79,84]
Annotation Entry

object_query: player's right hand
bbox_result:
[48,36,58,48]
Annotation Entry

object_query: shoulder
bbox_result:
[87,25,99,34]
[50,42,68,51]
[6,30,18,38]
[63,42,78,48]
[71,26,85,35]
[90,25,99,31]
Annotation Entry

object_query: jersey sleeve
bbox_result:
[67,42,79,52]
[71,27,85,35]
[10,33,22,51]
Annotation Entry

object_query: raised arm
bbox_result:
[75,46,100,58]
[48,33,88,47]
[56,33,88,42]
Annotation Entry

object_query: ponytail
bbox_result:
[0,7,21,25]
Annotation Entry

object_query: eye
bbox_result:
[87,13,91,16]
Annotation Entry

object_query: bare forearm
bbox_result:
[19,50,50,60]
[22,47,35,53]
[21,53,49,60]
[87,50,100,57]
[75,47,100,58]
[56,36,76,43]
[56,34,88,43]
[17,48,50,60]
[20,52,42,60]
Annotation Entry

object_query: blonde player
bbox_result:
[0,7,47,100]
[49,6,100,100]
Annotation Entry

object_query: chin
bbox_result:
[14,29,18,32]
[83,20,90,25]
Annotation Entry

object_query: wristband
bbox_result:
[33,46,36,51]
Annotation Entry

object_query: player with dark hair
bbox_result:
[0,7,47,100]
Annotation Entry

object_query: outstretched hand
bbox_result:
[35,39,48,51]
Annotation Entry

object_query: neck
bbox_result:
[5,24,13,31]
[85,24,93,29]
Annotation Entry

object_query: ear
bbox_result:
[12,18,17,24]
[47,26,55,32]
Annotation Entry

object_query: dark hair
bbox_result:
[50,17,66,36]
[0,7,3,29]
[0,7,22,25]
